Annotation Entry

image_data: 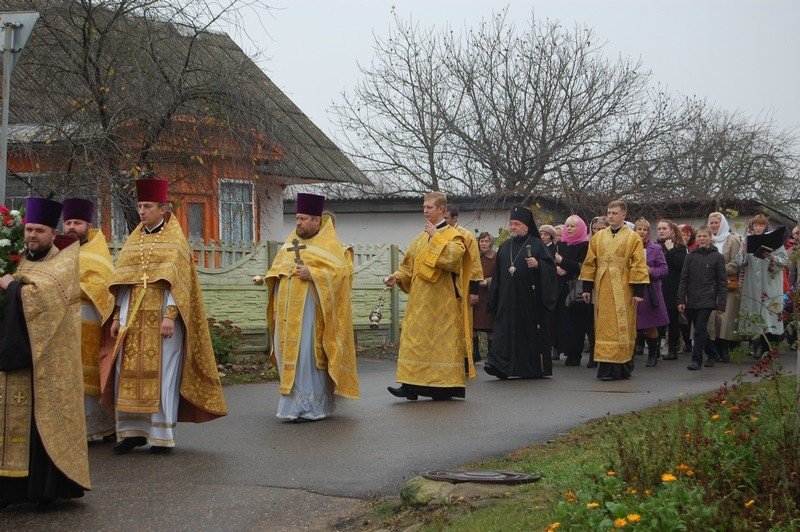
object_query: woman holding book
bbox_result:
[739,214,789,358]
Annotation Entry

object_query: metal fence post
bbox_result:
[390,244,400,344]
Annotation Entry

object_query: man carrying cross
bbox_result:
[265,193,359,421]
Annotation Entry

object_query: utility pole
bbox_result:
[0,11,38,205]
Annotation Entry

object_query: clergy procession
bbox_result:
[1,182,798,510]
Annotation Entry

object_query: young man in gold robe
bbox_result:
[265,193,359,421]
[579,200,650,381]
[0,197,90,507]
[444,205,485,365]
[107,178,226,454]
[62,198,116,442]
[386,192,476,400]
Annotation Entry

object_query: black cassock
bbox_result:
[486,234,558,378]
[0,280,85,506]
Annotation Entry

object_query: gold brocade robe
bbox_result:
[79,229,115,396]
[105,214,227,422]
[579,226,649,363]
[395,225,475,386]
[266,217,360,399]
[1,240,90,489]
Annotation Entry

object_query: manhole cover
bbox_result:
[422,469,541,484]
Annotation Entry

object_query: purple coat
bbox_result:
[637,241,669,329]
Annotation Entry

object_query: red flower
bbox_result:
[9,253,19,263]
[0,205,8,215]
[3,216,12,227]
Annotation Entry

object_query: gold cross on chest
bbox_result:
[286,238,307,265]
[141,272,149,289]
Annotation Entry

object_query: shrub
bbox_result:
[207,317,242,364]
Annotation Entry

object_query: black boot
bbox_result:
[634,333,645,356]
[645,338,660,367]
[716,339,730,363]
[472,336,481,362]
[113,436,147,455]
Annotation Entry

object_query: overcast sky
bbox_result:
[233,0,799,141]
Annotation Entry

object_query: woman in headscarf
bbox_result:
[634,219,669,367]
[472,232,497,362]
[657,219,690,358]
[590,216,609,235]
[554,215,591,366]
[707,211,743,361]
[739,214,788,358]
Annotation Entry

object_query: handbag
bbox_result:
[565,279,585,307]
[727,274,738,292]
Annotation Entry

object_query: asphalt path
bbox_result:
[3,352,796,530]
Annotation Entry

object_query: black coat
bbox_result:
[676,246,727,311]
[487,234,558,377]
[659,241,688,309]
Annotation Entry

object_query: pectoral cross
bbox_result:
[286,238,307,265]
[141,272,149,289]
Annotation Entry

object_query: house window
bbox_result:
[219,180,254,243]
[188,202,205,242]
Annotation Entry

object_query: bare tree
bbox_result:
[6,0,273,229]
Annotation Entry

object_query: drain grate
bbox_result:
[422,469,541,484]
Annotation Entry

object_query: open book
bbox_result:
[746,226,786,259]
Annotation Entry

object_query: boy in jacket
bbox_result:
[677,226,727,370]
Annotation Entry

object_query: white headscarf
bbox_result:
[709,212,730,253]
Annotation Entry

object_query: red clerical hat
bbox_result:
[135,178,169,203]
[296,193,324,217]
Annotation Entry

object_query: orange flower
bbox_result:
[627,514,641,523]
[606,470,617,477]
[586,502,600,509]
[676,463,691,472]
[686,470,695,477]
[614,517,628,528]
[684,433,693,441]
[744,499,756,509]
[724,429,735,436]
[645,489,653,495]
[546,522,561,531]
[711,414,720,420]
[661,473,677,482]
[565,490,577,504]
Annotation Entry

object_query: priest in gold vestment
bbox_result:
[107,179,226,454]
[265,193,359,421]
[62,198,116,442]
[0,197,90,507]
[579,200,649,381]
[386,192,475,400]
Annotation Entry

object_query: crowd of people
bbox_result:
[479,204,798,379]
[2,185,798,509]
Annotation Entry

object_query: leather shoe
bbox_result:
[387,385,418,401]
[687,362,701,371]
[113,436,147,455]
[662,353,678,361]
[586,361,597,369]
[704,359,716,368]
[484,364,508,380]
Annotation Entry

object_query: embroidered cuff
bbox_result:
[164,305,179,321]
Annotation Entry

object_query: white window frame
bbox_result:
[217,178,255,244]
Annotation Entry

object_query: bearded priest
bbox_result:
[265,193,359,421]
[107,178,227,454]
[62,197,117,442]
[483,206,558,380]
[0,197,90,507]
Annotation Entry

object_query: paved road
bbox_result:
[4,353,796,529]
